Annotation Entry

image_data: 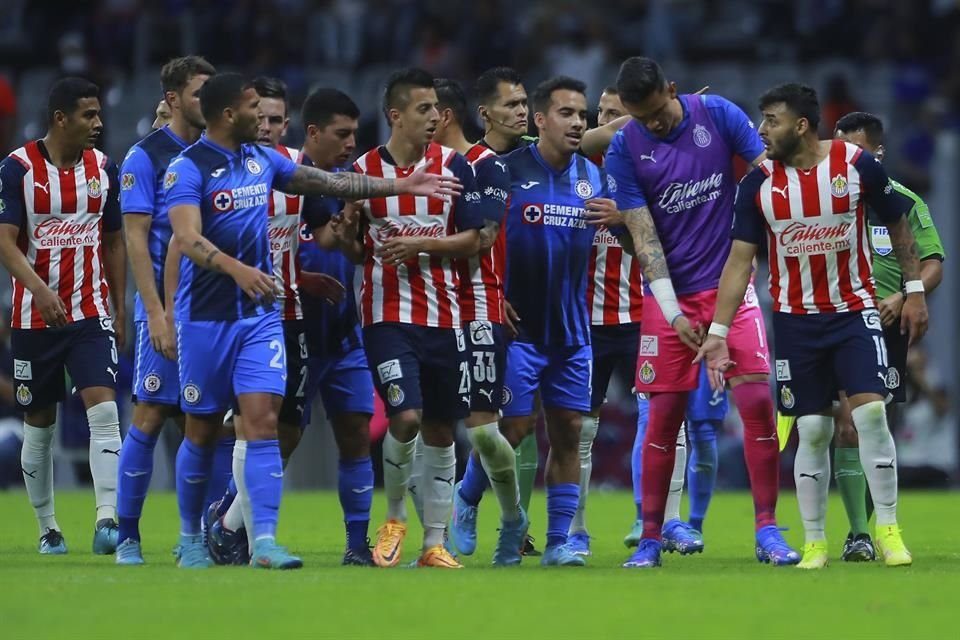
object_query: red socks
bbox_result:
[731,381,779,530]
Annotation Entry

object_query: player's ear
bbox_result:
[533,110,546,130]
[875,144,885,162]
[666,81,677,98]
[478,105,489,124]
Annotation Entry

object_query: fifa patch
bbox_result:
[885,366,900,390]
[121,173,135,191]
[386,383,405,407]
[16,384,32,406]
[780,385,795,410]
[87,177,102,198]
[212,190,234,212]
[693,124,712,148]
[246,158,263,175]
[501,385,513,406]
[183,383,201,405]
[575,180,594,199]
[377,359,402,384]
[469,321,494,346]
[143,373,162,394]
[638,335,658,357]
[638,360,655,385]
[164,171,178,190]
[830,174,849,198]
[775,360,792,382]
[13,359,32,381]
[871,227,893,256]
[862,309,882,332]
[522,204,543,224]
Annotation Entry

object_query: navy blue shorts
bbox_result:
[11,317,119,410]
[464,320,507,413]
[362,323,469,422]
[773,310,889,416]
[882,323,908,404]
[304,346,375,423]
[589,323,639,410]
[133,320,181,406]
[279,320,308,425]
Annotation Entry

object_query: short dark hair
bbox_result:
[434,78,468,126]
[199,72,253,124]
[252,76,288,116]
[160,55,216,94]
[759,83,821,129]
[47,77,99,122]
[382,67,435,120]
[835,111,884,145]
[475,67,523,106]
[301,88,360,130]
[531,76,587,115]
[602,85,619,96]
[616,57,667,105]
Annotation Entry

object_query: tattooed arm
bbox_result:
[283,163,462,201]
[887,214,929,343]
[620,205,670,282]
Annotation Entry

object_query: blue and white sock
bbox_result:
[117,425,158,542]
[687,419,719,532]
[545,483,579,549]
[244,439,283,541]
[339,457,374,551]
[176,439,213,536]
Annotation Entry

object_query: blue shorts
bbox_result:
[464,320,507,413]
[176,313,287,414]
[133,320,181,406]
[304,346,375,423]
[363,323,469,422]
[590,323,639,410]
[773,310,889,417]
[502,342,592,417]
[686,361,729,422]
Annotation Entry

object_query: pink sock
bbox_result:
[641,392,688,540]
[732,381,779,530]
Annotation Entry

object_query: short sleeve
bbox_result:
[262,147,298,190]
[854,151,907,225]
[731,168,767,245]
[163,155,203,209]
[901,190,945,261]
[102,163,122,232]
[605,129,648,211]
[0,156,27,227]
[119,145,156,215]
[702,95,765,163]
[472,156,511,223]
[450,154,483,231]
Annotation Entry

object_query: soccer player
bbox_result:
[697,83,926,569]
[153,99,172,130]
[604,57,798,568]
[831,111,944,562]
[0,77,126,555]
[165,72,460,569]
[345,68,483,569]
[116,55,215,565]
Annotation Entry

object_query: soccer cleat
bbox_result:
[875,525,912,567]
[417,544,463,568]
[541,543,587,567]
[624,520,644,548]
[115,538,145,565]
[207,518,250,565]
[492,508,529,566]
[449,482,478,556]
[841,533,876,562]
[39,529,67,555]
[177,534,213,569]
[92,519,119,555]
[622,538,662,568]
[521,533,541,556]
[251,538,303,570]
[342,543,376,567]
[755,525,801,566]
[797,541,829,569]
[566,531,591,556]
[372,519,407,568]
[661,519,704,555]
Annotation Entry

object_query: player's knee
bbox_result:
[796,415,835,449]
[545,410,581,452]
[132,402,174,434]
[332,413,371,458]
[185,415,223,447]
[388,410,420,442]
[25,406,57,428]
[79,385,116,409]
[420,421,455,447]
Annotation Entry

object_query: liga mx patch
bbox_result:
[377,359,402,384]
[638,336,658,357]
[121,173,135,190]
[13,359,32,381]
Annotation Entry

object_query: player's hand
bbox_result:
[671,315,703,352]
[399,160,462,199]
[504,300,521,339]
[900,292,929,346]
[693,334,733,392]
[34,285,68,328]
[161,312,177,360]
[585,198,624,227]
[148,309,176,359]
[300,271,345,304]
[231,264,279,303]
[878,291,904,327]
[377,236,424,265]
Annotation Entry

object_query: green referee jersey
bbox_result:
[868,179,945,299]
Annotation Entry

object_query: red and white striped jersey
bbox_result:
[587,225,643,325]
[353,142,481,328]
[2,141,119,329]
[456,143,507,324]
[268,145,303,321]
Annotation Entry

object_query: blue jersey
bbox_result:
[503,144,609,347]
[119,126,190,322]
[164,137,298,322]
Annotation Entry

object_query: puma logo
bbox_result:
[101,448,121,456]
[799,472,821,481]
[639,151,657,163]
[755,435,777,442]
[433,476,454,486]
[384,458,403,470]
[876,460,895,470]
[106,367,118,383]
[771,185,788,198]
[34,182,50,194]
[21,467,37,479]
[647,442,669,452]
[478,388,493,402]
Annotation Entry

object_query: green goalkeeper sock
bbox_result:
[516,432,539,513]
[834,447,869,536]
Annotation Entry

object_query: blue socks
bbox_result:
[244,439,283,541]
[546,483,579,548]
[632,395,650,520]
[204,436,235,515]
[458,452,490,506]
[687,419,719,532]
[176,438,214,535]
[338,457,373,551]
[117,425,158,542]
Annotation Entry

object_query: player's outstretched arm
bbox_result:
[580,115,631,157]
[284,162,462,201]
[0,224,68,327]
[102,229,127,347]
[887,215,929,344]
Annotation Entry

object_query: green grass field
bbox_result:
[0,489,955,638]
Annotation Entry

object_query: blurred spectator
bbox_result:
[0,307,24,489]
[819,74,860,137]
[897,348,957,487]
[0,70,15,156]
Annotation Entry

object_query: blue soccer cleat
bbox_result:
[566,531,591,556]
[177,534,213,569]
[92,519,119,555]
[624,520,644,548]
[449,481,478,556]
[492,508,529,567]
[755,525,801,566]
[661,519,705,555]
[207,518,250,566]
[39,529,67,555]
[541,542,587,567]
[115,538,145,566]
[622,539,662,568]
[250,538,303,570]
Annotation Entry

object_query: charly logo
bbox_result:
[693,124,712,148]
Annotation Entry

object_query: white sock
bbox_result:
[570,415,599,534]
[21,423,59,535]
[87,401,121,522]
[795,415,834,542]
[664,424,687,522]
[383,431,416,522]
[852,401,899,526]
[407,434,425,525]
[223,440,247,532]
[421,443,456,549]
[468,423,520,522]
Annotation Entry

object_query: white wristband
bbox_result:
[708,323,730,339]
[649,278,683,326]
[904,280,925,294]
